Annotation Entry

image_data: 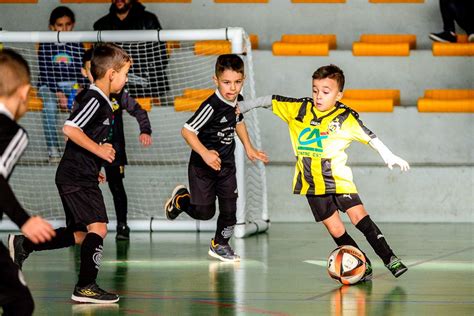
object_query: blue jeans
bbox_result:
[39,83,74,151]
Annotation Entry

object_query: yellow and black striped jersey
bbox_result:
[271,95,376,195]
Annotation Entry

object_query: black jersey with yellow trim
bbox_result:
[55,85,114,187]
[184,91,244,168]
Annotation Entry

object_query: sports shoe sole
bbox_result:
[393,266,408,278]
[7,234,15,262]
[208,249,241,263]
[71,294,119,304]
[429,34,453,43]
[164,184,186,220]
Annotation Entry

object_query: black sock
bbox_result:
[77,232,103,287]
[356,215,394,265]
[23,227,75,253]
[332,231,371,265]
[214,198,237,245]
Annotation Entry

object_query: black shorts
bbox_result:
[104,165,125,182]
[57,184,108,230]
[306,193,363,222]
[0,242,32,306]
[188,164,238,205]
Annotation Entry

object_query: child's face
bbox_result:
[312,78,342,112]
[49,16,74,32]
[213,69,245,102]
[110,62,131,94]
[81,61,94,83]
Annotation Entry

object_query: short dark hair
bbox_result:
[90,43,131,81]
[215,54,244,77]
[49,6,75,26]
[82,48,93,67]
[0,49,30,97]
[312,64,345,92]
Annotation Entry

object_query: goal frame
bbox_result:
[0,28,269,238]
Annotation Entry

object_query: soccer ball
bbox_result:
[327,245,367,285]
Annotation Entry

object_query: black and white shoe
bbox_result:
[8,234,30,269]
[429,31,456,43]
[164,185,189,220]
[385,256,408,278]
[71,283,119,304]
[115,223,130,241]
[208,239,240,262]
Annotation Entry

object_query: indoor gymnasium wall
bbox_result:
[0,0,472,222]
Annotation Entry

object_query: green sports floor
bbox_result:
[2,223,473,316]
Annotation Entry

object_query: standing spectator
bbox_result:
[94,0,170,103]
[38,6,84,162]
[429,0,474,43]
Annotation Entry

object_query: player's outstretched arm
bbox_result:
[63,125,115,163]
[181,127,221,171]
[235,122,269,164]
[369,138,410,171]
[238,95,273,114]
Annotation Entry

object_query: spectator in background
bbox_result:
[93,0,170,104]
[38,6,84,162]
[429,0,474,43]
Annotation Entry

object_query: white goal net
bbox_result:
[0,28,268,238]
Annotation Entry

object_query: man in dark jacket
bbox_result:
[94,0,170,102]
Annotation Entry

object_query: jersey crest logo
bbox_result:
[111,98,120,112]
[297,127,328,153]
[220,116,228,123]
[328,119,341,134]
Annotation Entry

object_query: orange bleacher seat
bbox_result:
[135,97,154,112]
[340,98,394,112]
[369,0,424,3]
[432,42,474,56]
[292,0,345,3]
[214,0,268,3]
[272,42,329,56]
[28,88,43,111]
[174,89,214,112]
[280,34,337,49]
[417,89,474,112]
[343,89,400,105]
[194,41,231,55]
[353,42,410,56]
[359,34,416,49]
[249,34,259,49]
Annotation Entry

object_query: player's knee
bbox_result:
[87,223,108,238]
[195,204,216,220]
[327,224,346,238]
[218,198,237,215]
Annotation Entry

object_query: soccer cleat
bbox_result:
[360,258,373,282]
[385,256,408,278]
[115,223,130,241]
[71,282,119,304]
[164,185,189,220]
[429,31,456,43]
[208,239,240,262]
[8,234,30,269]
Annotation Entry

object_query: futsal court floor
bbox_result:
[3,223,472,315]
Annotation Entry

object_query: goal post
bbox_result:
[0,28,269,238]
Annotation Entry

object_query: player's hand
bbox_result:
[56,91,68,109]
[139,133,152,147]
[246,147,269,164]
[21,216,56,244]
[98,143,115,163]
[98,172,106,183]
[386,155,410,171]
[203,150,221,171]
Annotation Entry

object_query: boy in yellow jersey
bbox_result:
[238,64,409,279]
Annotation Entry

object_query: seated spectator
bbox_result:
[93,0,170,103]
[38,6,84,161]
[429,0,474,43]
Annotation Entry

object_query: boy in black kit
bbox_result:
[81,49,153,240]
[0,49,56,316]
[8,43,131,304]
[165,54,268,262]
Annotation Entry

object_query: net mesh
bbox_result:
[3,33,266,227]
